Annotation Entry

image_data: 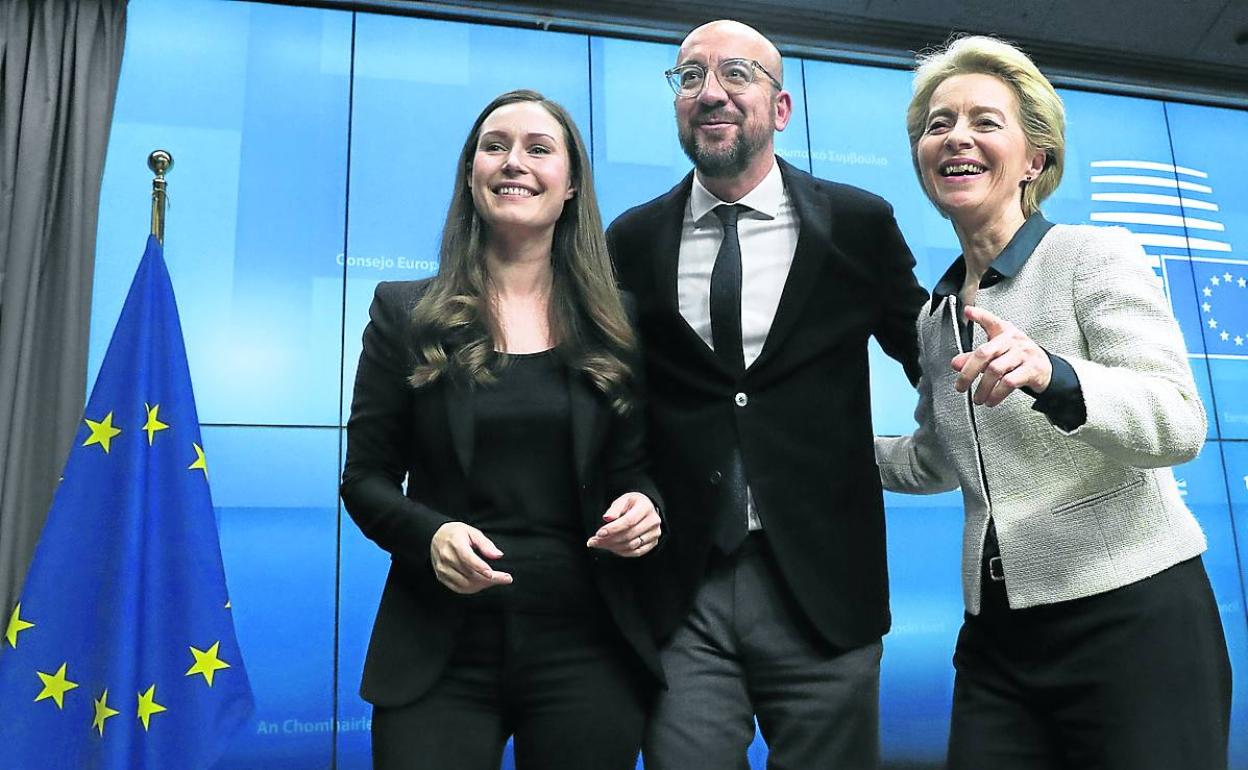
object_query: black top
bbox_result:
[465,349,598,614]
[929,213,1087,432]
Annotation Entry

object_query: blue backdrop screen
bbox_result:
[91,1,1248,767]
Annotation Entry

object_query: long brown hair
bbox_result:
[407,89,638,413]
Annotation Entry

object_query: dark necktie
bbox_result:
[710,204,749,554]
[710,204,748,376]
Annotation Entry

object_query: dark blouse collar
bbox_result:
[929,212,1056,314]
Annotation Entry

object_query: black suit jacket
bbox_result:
[340,280,664,707]
[606,157,926,649]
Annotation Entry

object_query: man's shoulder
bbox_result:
[607,175,692,239]
[781,161,894,217]
[609,197,665,236]
[816,178,893,214]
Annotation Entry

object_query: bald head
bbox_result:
[678,19,784,86]
[671,18,792,199]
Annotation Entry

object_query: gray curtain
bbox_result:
[0,1,127,613]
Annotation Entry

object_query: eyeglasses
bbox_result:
[665,58,783,99]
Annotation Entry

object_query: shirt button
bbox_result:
[734,392,748,407]
[708,470,723,485]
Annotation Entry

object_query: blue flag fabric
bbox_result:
[0,236,253,768]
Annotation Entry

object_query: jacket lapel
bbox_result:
[654,173,742,376]
[749,158,829,373]
[652,176,691,315]
[568,371,603,487]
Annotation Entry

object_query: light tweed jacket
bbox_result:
[876,223,1208,615]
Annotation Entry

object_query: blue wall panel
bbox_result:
[1166,103,1248,440]
[207,426,340,768]
[95,0,352,427]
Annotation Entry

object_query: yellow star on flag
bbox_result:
[188,443,208,478]
[92,689,120,736]
[142,403,170,445]
[136,684,167,731]
[34,662,79,709]
[186,641,231,687]
[82,412,122,453]
[5,603,34,648]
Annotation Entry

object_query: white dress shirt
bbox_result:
[677,160,799,530]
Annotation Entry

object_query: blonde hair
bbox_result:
[906,35,1065,216]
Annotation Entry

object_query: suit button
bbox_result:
[734,392,748,407]
[708,470,722,485]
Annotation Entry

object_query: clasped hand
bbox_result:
[429,522,513,595]
[429,492,661,594]
[951,305,1052,407]
[586,492,662,558]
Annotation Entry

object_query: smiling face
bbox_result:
[674,21,791,181]
[917,73,1046,231]
[469,101,575,239]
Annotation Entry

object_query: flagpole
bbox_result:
[148,149,173,244]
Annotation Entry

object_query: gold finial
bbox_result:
[148,150,173,243]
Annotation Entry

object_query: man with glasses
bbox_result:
[606,19,927,770]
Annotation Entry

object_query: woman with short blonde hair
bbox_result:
[905,35,1065,217]
[878,35,1231,770]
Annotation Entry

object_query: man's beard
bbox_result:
[678,114,768,178]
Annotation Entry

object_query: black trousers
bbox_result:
[947,556,1232,770]
[372,610,650,770]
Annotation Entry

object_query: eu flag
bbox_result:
[0,236,253,767]
[1191,259,1248,357]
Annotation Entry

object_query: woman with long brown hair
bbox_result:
[341,89,664,770]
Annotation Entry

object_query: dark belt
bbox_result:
[978,553,1009,616]
[982,519,1004,582]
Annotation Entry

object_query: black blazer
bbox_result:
[606,158,927,649]
[340,280,664,707]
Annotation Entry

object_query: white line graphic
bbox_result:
[1149,254,1248,266]
[1090,192,1218,211]
[1130,233,1232,252]
[1090,159,1245,362]
[1091,175,1213,194]
[1090,212,1224,231]
[1090,160,1207,178]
